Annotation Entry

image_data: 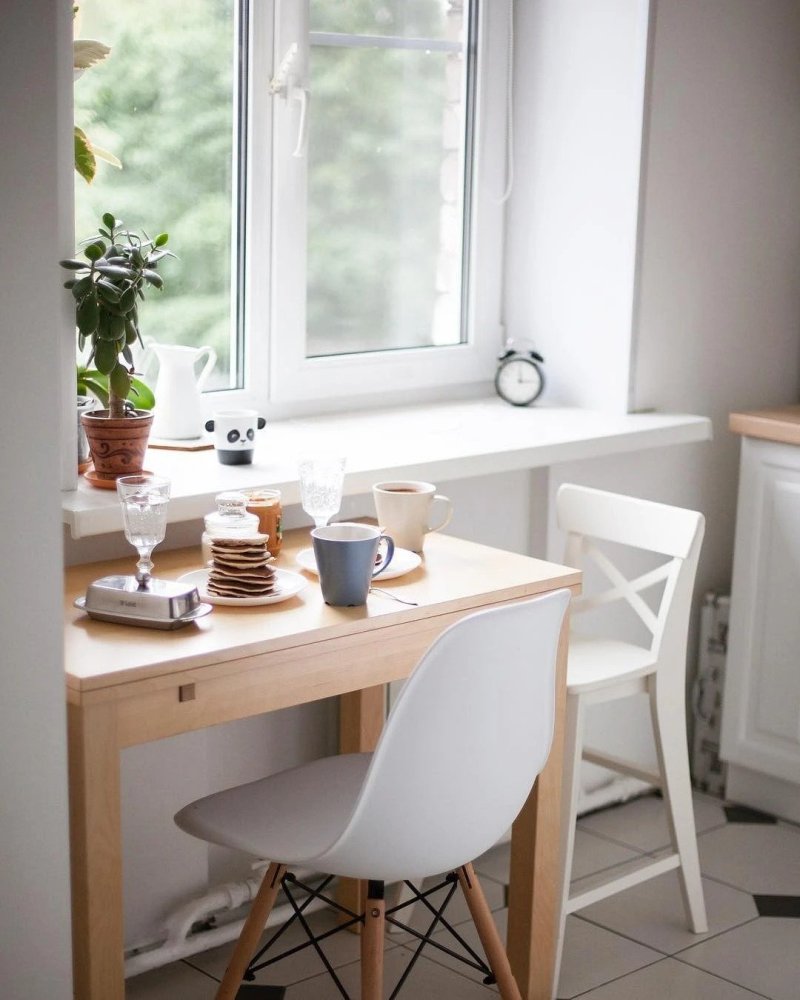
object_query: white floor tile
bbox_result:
[679,917,800,1000]
[575,870,758,954]
[186,907,397,988]
[473,828,642,887]
[285,946,496,999]
[578,792,726,853]
[557,916,662,999]
[698,821,800,893]
[575,956,766,999]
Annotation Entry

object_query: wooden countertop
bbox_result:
[729,405,800,446]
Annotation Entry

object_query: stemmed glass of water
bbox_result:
[116,474,171,588]
[298,457,346,528]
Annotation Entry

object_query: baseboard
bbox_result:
[577,776,653,816]
[726,764,800,824]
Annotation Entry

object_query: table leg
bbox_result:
[506,609,569,1000]
[68,701,125,1000]
[337,685,386,924]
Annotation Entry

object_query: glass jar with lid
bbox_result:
[201,491,261,566]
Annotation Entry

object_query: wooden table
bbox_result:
[65,529,580,1000]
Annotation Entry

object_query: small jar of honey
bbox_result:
[244,489,283,557]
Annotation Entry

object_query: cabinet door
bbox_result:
[721,437,800,783]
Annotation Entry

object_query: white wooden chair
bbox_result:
[555,484,708,983]
[175,589,570,1000]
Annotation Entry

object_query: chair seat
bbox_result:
[175,753,372,867]
[567,635,656,694]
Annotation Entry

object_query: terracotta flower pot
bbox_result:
[80,409,154,486]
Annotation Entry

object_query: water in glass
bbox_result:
[117,474,171,586]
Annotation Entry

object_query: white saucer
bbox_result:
[295,546,422,580]
[178,568,307,607]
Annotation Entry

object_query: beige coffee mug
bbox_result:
[372,481,453,553]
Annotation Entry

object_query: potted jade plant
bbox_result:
[61,213,172,486]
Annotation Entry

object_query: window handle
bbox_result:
[291,86,310,158]
[270,43,310,159]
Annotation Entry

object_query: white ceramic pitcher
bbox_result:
[146,342,217,440]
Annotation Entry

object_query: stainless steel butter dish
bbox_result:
[74,575,213,629]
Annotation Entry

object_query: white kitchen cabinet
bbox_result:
[721,407,800,821]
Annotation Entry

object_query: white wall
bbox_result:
[0,2,75,997]
[504,0,651,411]
[506,0,800,792]
[633,0,800,593]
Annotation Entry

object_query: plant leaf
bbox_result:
[92,145,122,169]
[72,274,93,299]
[94,263,132,279]
[60,258,87,271]
[74,126,96,184]
[84,241,106,262]
[109,313,126,340]
[142,269,163,288]
[96,279,122,302]
[94,340,117,375]
[76,293,99,334]
[73,39,110,71]
[128,377,155,410]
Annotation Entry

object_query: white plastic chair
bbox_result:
[554,484,708,983]
[175,589,570,1000]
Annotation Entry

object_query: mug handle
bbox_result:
[428,494,453,534]
[372,534,395,576]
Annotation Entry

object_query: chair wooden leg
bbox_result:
[361,880,385,1000]
[554,691,583,989]
[457,864,522,1000]
[650,685,708,933]
[216,862,287,1000]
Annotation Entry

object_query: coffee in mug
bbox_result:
[372,481,453,553]
[311,522,395,607]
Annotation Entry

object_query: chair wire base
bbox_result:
[241,870,495,999]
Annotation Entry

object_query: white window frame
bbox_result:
[237,0,510,415]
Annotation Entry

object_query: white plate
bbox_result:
[295,546,422,580]
[178,568,307,607]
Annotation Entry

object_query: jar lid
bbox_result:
[204,491,260,536]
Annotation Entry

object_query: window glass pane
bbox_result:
[306,0,471,358]
[73,0,239,390]
[312,0,455,39]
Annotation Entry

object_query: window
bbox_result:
[73,1,508,415]
[74,0,241,391]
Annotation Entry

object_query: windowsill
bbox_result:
[62,398,712,538]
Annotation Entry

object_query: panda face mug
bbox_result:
[205,410,266,465]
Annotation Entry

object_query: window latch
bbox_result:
[270,42,310,159]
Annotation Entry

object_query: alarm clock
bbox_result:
[494,341,545,406]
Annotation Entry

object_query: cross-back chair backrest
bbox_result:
[312,589,570,882]
[556,485,704,663]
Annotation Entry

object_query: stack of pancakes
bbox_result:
[208,536,276,599]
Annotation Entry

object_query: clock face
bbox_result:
[495,356,544,406]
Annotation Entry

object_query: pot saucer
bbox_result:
[83,465,155,490]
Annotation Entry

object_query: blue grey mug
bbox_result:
[311,523,395,607]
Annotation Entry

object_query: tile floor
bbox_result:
[126,791,800,999]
